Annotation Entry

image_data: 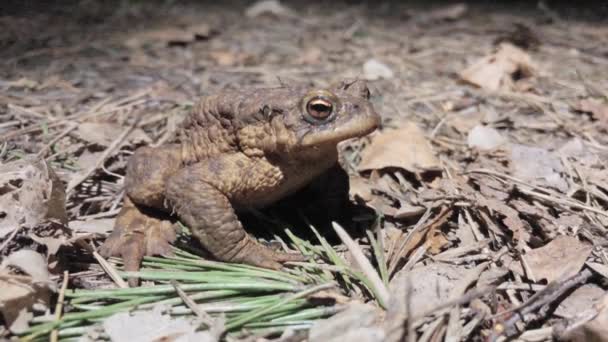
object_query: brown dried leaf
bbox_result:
[426,3,468,21]
[358,122,440,172]
[459,43,536,92]
[475,194,531,243]
[309,303,383,342]
[73,123,151,147]
[555,284,605,318]
[0,159,68,232]
[0,250,53,333]
[103,305,218,342]
[125,24,212,48]
[511,235,592,283]
[574,98,608,125]
[562,294,608,342]
[349,176,374,203]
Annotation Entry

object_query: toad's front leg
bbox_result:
[165,156,303,269]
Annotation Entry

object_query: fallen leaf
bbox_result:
[459,43,536,92]
[387,263,477,321]
[349,176,374,202]
[555,284,605,318]
[426,3,468,21]
[73,123,151,147]
[363,59,394,81]
[560,293,608,342]
[209,50,254,67]
[0,159,68,232]
[103,305,218,342]
[358,122,440,172]
[475,194,530,244]
[587,262,608,280]
[574,98,608,126]
[70,218,114,235]
[0,250,53,334]
[308,303,382,341]
[245,0,294,18]
[125,24,213,48]
[510,235,592,283]
[509,144,568,191]
[1,250,50,283]
[467,125,508,150]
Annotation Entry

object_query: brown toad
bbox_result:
[100,79,380,277]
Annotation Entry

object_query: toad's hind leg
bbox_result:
[99,146,181,281]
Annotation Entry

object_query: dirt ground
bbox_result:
[2,1,608,341]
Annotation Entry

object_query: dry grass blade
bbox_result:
[332,222,390,309]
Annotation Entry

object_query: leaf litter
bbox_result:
[2,1,608,341]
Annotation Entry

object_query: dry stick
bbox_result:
[387,208,432,276]
[93,252,128,288]
[0,96,147,142]
[35,122,78,159]
[50,271,69,342]
[332,222,390,309]
[66,123,137,194]
[489,269,594,342]
[468,169,608,218]
[0,226,21,253]
[171,280,216,328]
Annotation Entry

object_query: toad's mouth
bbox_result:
[299,111,380,147]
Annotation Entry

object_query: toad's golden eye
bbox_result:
[302,90,339,124]
[306,98,333,120]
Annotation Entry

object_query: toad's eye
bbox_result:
[306,98,333,120]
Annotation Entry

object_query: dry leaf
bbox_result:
[475,194,530,243]
[0,159,68,233]
[426,3,468,21]
[349,176,374,202]
[125,24,212,48]
[309,303,382,342]
[511,235,592,283]
[73,123,151,147]
[561,294,608,342]
[460,43,536,92]
[209,50,254,67]
[103,305,218,342]
[509,144,568,191]
[1,250,50,283]
[0,250,53,333]
[574,98,608,125]
[358,122,440,172]
[70,218,114,235]
[555,284,605,318]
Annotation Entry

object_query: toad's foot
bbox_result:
[99,197,176,286]
[227,236,306,269]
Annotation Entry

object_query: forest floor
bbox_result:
[2,1,608,341]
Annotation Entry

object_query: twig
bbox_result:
[66,123,137,194]
[35,122,78,159]
[468,169,608,218]
[50,271,69,342]
[93,252,128,288]
[490,269,594,341]
[170,280,216,328]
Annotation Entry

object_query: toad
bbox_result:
[100,79,380,277]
